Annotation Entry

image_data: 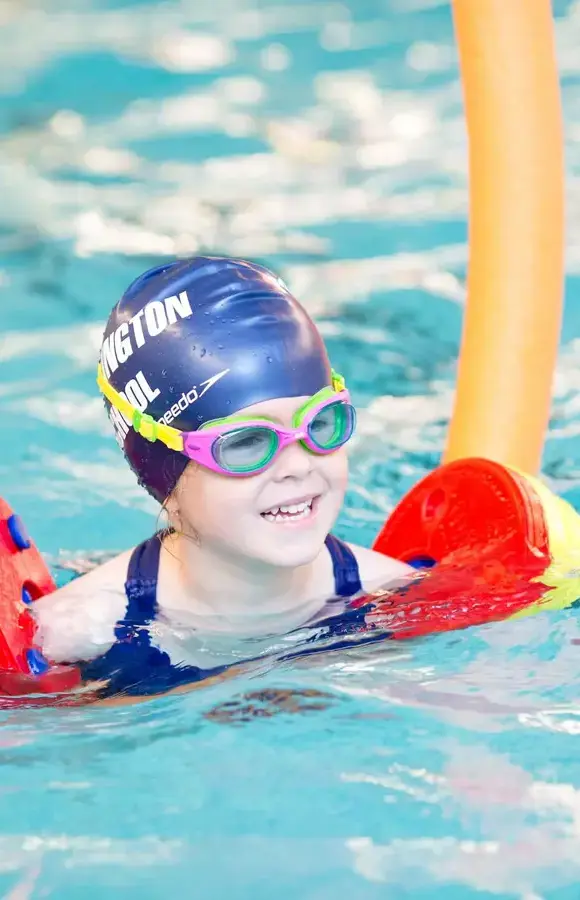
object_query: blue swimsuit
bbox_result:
[79,534,368,698]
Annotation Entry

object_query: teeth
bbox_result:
[262,499,314,523]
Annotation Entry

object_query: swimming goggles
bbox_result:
[97,364,356,476]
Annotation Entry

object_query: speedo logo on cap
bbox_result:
[100,291,193,378]
[157,369,230,425]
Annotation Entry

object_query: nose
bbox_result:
[271,437,313,481]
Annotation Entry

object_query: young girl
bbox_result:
[33,256,412,698]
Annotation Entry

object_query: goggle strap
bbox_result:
[331,369,345,392]
[96,364,183,452]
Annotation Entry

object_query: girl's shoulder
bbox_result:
[32,549,134,664]
[349,542,413,593]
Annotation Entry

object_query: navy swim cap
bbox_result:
[99,256,332,502]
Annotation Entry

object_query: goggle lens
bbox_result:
[213,427,279,473]
[307,400,356,451]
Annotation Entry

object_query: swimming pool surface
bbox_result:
[2,0,580,896]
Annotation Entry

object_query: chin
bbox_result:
[258,541,323,569]
[253,520,332,569]
[257,543,322,569]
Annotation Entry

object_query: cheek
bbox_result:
[320,448,349,491]
[178,469,260,536]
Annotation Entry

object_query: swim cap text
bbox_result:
[108,370,160,448]
[100,291,193,379]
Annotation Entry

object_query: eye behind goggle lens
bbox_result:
[213,427,279,473]
[308,401,356,450]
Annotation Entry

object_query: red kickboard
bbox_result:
[374,458,550,575]
[369,458,553,639]
[0,498,81,694]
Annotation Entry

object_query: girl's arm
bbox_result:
[350,543,414,593]
[32,550,132,663]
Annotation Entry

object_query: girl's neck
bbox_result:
[158,530,326,637]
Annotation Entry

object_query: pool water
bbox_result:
[2,0,580,896]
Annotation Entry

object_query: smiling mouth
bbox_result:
[260,496,319,524]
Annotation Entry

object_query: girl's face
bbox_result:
[172,395,349,568]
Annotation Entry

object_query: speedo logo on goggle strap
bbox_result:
[100,291,193,378]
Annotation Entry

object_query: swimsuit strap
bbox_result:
[79,534,173,695]
[118,534,163,644]
[324,534,362,597]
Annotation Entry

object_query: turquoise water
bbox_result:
[2,0,580,896]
